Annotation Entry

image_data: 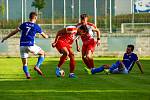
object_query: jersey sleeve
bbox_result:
[133,54,138,61]
[18,23,24,31]
[36,24,43,34]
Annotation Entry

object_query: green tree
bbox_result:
[0,0,5,18]
[32,0,46,18]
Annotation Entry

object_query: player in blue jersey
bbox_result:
[85,45,144,74]
[1,12,48,79]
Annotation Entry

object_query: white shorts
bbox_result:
[20,44,42,58]
[112,66,128,74]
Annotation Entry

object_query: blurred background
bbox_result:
[0,0,149,57]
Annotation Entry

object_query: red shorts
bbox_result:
[82,39,96,53]
[55,40,71,52]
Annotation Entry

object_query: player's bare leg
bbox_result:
[58,47,69,68]
[22,58,31,79]
[34,49,45,77]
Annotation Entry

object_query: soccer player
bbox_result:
[1,12,48,79]
[76,14,100,70]
[85,45,144,74]
[52,26,77,78]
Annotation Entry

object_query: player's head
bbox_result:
[29,12,37,22]
[78,25,88,33]
[66,26,77,34]
[126,44,134,54]
[80,13,88,24]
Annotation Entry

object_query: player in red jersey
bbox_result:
[76,14,101,71]
[52,26,77,78]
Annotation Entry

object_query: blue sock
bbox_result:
[23,66,29,74]
[91,66,104,74]
[36,56,44,68]
[109,61,121,72]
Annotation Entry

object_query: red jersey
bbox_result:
[76,22,97,43]
[59,32,76,45]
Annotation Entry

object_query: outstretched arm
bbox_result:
[136,60,144,74]
[1,28,19,43]
[41,32,48,38]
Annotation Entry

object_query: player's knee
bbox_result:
[63,51,69,56]
[86,54,92,59]
[39,50,45,56]
[82,55,86,60]
[69,53,74,58]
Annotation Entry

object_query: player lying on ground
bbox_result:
[52,26,78,78]
[1,12,48,79]
[85,45,144,74]
[76,14,101,70]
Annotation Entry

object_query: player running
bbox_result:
[85,45,144,74]
[52,26,78,78]
[76,14,101,70]
[1,12,48,79]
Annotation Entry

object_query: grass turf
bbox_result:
[0,57,150,100]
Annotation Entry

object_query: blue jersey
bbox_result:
[123,53,138,72]
[18,22,42,46]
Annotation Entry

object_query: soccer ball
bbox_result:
[60,70,65,77]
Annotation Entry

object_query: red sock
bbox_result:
[89,58,94,68]
[82,57,91,69]
[70,57,75,73]
[58,55,67,67]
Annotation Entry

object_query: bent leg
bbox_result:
[57,47,69,68]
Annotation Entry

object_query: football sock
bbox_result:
[36,56,44,68]
[23,66,30,77]
[91,66,104,74]
[82,57,91,69]
[89,58,94,68]
[58,55,67,67]
[70,57,75,73]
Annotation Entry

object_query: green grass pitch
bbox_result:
[0,57,150,100]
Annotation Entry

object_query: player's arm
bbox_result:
[75,38,80,52]
[136,60,144,74]
[41,32,48,38]
[52,28,64,48]
[1,28,19,43]
[91,26,100,46]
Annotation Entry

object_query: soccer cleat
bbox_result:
[104,69,111,75]
[25,73,31,79]
[84,67,92,75]
[34,66,44,76]
[26,76,31,79]
[55,67,61,77]
[69,73,76,78]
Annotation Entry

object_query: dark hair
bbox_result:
[127,44,134,51]
[79,25,89,33]
[80,14,88,20]
[29,12,37,19]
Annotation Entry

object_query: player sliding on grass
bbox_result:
[85,45,144,74]
[1,12,48,79]
[52,26,78,78]
[76,14,101,70]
